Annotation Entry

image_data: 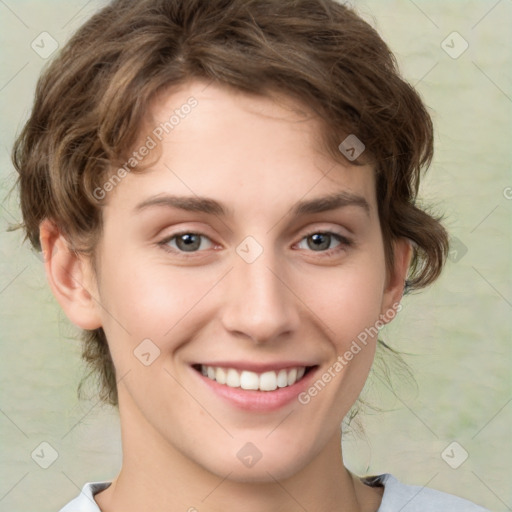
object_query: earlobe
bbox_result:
[39,219,102,330]
[380,238,413,320]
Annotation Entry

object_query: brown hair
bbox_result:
[12,0,449,407]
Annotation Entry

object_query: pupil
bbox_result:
[310,233,329,251]
[179,234,199,251]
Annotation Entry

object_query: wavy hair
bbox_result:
[12,0,449,406]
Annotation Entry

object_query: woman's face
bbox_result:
[85,80,407,481]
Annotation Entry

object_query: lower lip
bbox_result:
[193,368,317,412]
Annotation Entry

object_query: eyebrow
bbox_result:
[134,191,370,217]
[291,191,370,217]
[134,194,229,216]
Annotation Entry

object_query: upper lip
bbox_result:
[192,361,317,373]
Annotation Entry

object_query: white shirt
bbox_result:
[58,473,490,511]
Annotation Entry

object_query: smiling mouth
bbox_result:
[192,364,316,392]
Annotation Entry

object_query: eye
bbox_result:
[159,232,215,254]
[296,231,352,254]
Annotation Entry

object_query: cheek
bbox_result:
[301,257,387,347]
[96,256,222,362]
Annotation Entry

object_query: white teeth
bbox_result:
[240,371,259,390]
[277,369,288,388]
[259,371,277,391]
[216,367,227,384]
[226,368,240,387]
[200,365,308,391]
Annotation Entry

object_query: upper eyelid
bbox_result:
[295,231,352,251]
[300,228,350,239]
[160,228,351,251]
[160,231,216,248]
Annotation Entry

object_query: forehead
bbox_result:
[150,79,318,128]
[106,80,377,217]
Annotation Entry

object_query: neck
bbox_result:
[95,395,382,512]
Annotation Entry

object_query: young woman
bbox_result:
[12,0,491,510]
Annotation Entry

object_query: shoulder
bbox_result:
[58,481,111,512]
[58,475,491,512]
[371,473,491,512]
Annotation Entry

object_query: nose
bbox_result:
[219,244,301,344]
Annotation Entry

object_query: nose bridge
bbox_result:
[220,238,300,343]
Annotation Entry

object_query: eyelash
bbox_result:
[157,230,353,258]
[294,231,353,258]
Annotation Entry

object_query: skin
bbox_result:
[41,79,411,512]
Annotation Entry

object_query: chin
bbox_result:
[198,446,311,484]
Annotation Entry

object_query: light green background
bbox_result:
[0,1,510,511]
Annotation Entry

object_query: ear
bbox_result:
[380,237,413,322]
[39,219,102,330]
